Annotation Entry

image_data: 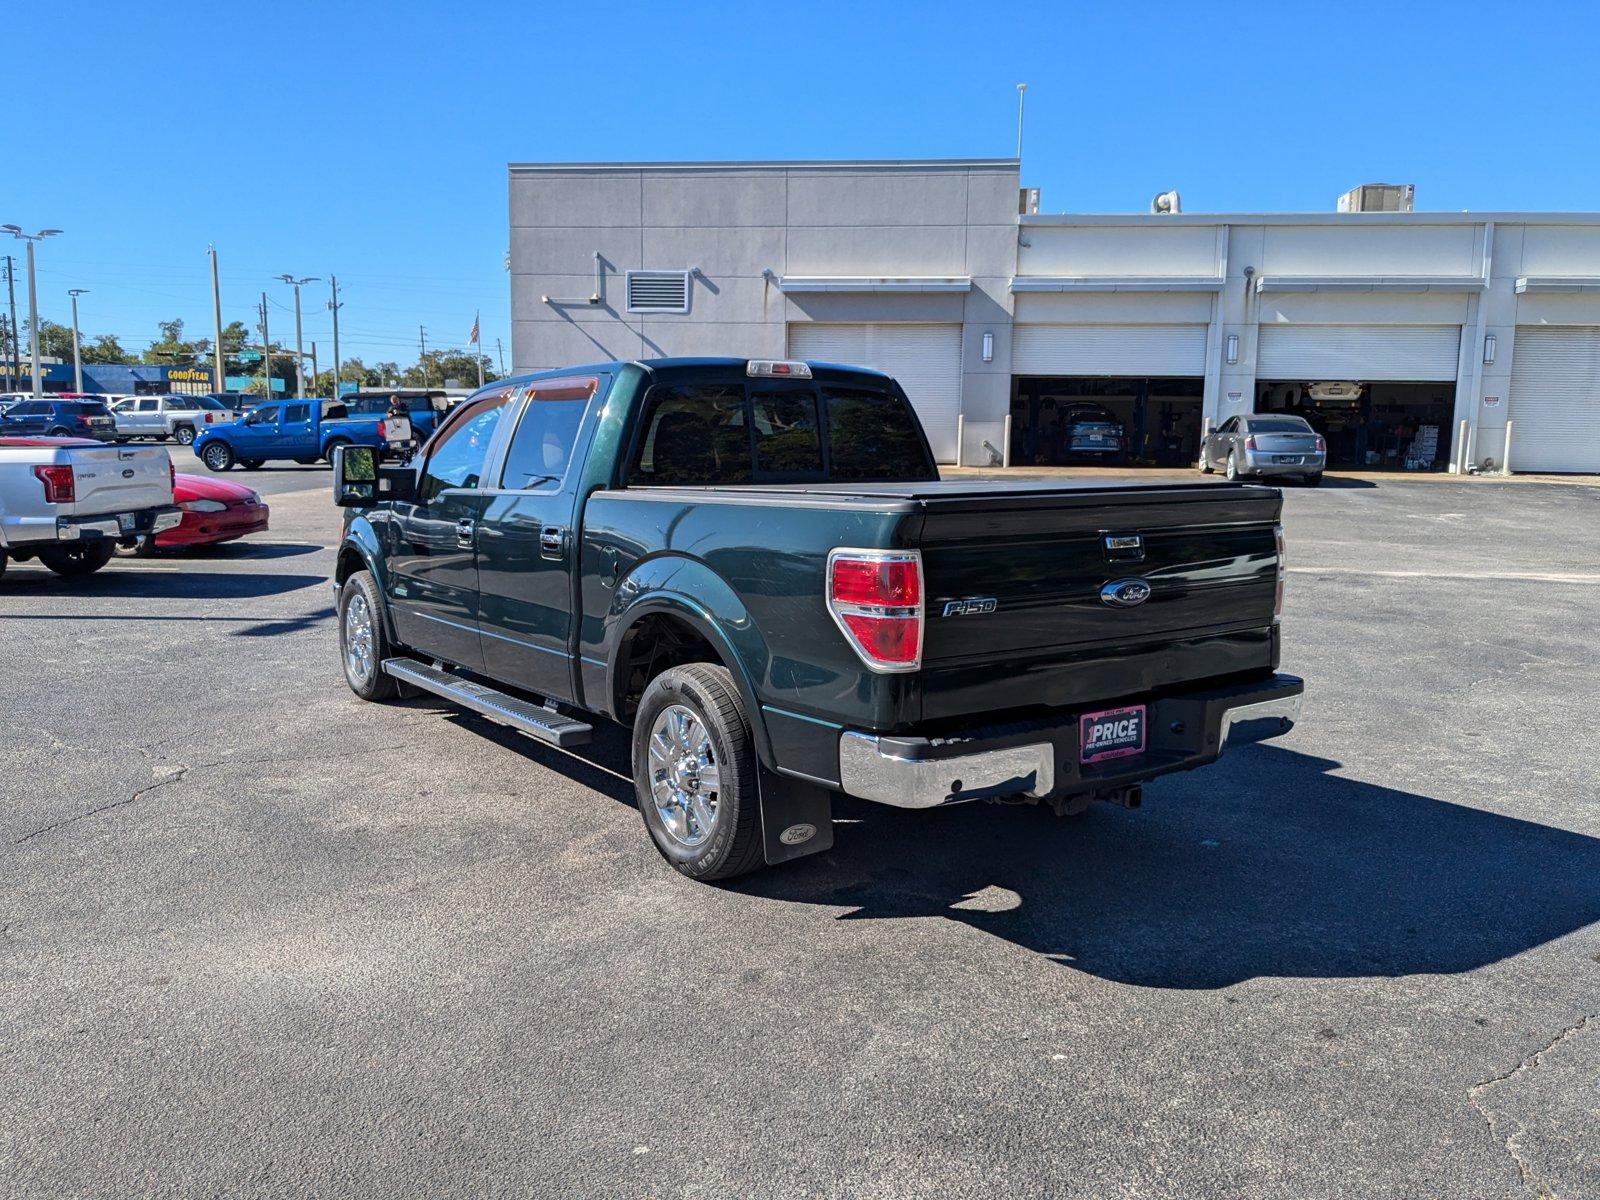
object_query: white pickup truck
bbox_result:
[109,394,243,446]
[0,437,181,578]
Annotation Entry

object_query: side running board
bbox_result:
[382,658,593,748]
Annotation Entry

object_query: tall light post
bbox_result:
[67,288,89,392]
[327,275,342,400]
[2,225,63,397]
[276,273,319,399]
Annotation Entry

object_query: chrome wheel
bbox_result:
[343,591,376,684]
[647,703,721,848]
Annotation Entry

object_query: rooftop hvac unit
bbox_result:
[1337,183,1415,213]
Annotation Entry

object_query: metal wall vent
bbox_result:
[625,270,691,313]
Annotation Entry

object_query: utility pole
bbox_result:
[3,256,18,388]
[1016,83,1028,161]
[4,227,63,397]
[310,341,319,395]
[327,275,342,400]
[257,291,271,397]
[495,337,505,375]
[209,245,224,394]
[276,274,319,399]
[418,325,428,387]
[68,288,88,391]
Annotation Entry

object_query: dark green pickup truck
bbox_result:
[331,358,1303,881]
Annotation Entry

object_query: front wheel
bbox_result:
[633,663,764,882]
[38,542,115,577]
[174,425,197,446]
[201,441,235,471]
[1198,455,1213,475]
[339,570,398,701]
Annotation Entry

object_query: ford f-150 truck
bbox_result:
[1,436,181,577]
[194,393,448,471]
[331,358,1303,881]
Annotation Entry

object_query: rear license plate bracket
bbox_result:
[1079,704,1147,764]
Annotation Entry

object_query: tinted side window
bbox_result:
[284,403,311,423]
[628,385,750,486]
[419,397,510,502]
[824,388,934,482]
[751,390,822,477]
[500,393,591,490]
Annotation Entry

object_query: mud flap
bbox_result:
[756,763,834,865]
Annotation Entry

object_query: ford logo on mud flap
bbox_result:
[1100,579,1152,608]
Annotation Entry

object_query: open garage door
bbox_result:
[1509,327,1600,473]
[788,323,962,463]
[1013,325,1208,377]
[1257,325,1461,381]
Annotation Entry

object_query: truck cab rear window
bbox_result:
[823,388,935,481]
[629,385,752,486]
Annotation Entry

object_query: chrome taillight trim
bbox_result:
[825,547,925,674]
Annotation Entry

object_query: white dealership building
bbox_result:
[508,158,1600,474]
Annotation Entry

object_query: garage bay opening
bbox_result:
[1010,377,1204,467]
[1255,381,1455,470]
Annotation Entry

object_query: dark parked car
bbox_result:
[330,358,1303,883]
[1201,414,1326,485]
[0,398,118,442]
[1057,401,1126,460]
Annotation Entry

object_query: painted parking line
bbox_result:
[1289,566,1600,584]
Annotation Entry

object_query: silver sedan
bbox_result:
[1201,414,1326,485]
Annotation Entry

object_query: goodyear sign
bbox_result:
[166,368,217,384]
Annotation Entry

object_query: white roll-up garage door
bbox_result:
[1012,325,1208,377]
[1509,327,1600,473]
[1257,325,1461,381]
[788,322,963,463]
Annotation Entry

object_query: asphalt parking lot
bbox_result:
[3,456,1598,1199]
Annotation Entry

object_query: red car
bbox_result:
[120,472,269,554]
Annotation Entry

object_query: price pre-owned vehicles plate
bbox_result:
[1079,704,1146,763]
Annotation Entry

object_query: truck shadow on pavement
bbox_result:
[439,710,1600,988]
[749,744,1600,988]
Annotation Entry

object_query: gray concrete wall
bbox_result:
[508,159,1019,463]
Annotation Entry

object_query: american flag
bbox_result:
[468,312,480,345]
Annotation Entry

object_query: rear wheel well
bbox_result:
[613,613,723,723]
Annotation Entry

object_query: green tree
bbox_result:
[83,334,135,364]
[143,317,202,366]
[401,349,496,389]
[220,320,250,356]
[32,320,77,363]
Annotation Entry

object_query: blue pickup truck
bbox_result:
[193,392,450,471]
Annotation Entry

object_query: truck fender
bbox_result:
[603,555,775,769]
[333,519,398,643]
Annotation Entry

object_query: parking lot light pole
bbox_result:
[67,288,88,391]
[3,225,63,397]
[276,274,320,400]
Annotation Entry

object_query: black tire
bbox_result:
[338,570,398,701]
[1198,456,1213,475]
[38,542,115,577]
[1225,453,1241,481]
[241,459,263,470]
[0,552,7,581]
[48,426,71,437]
[632,663,764,882]
[174,425,197,445]
[1304,473,1323,487]
[322,438,349,464]
[201,440,235,471]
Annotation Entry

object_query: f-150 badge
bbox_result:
[942,597,997,617]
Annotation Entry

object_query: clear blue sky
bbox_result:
[6,0,1598,372]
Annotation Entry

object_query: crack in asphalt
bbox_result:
[9,741,413,846]
[12,765,192,845]
[1467,1013,1597,1199]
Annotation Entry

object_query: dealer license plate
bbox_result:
[1079,704,1147,764]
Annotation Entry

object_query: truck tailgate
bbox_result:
[910,482,1282,721]
[58,444,173,516]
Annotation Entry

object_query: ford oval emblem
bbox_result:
[1100,579,1152,608]
[779,823,816,846]
[121,468,136,478]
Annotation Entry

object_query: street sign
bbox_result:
[236,351,262,364]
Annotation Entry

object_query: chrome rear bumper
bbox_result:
[837,674,1304,810]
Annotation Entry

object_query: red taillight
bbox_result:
[75,415,91,427]
[1273,523,1286,624]
[33,463,75,503]
[205,412,215,423]
[1314,436,1326,453]
[828,551,923,671]
[1244,435,1258,451]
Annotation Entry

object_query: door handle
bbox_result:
[539,526,567,560]
[455,517,475,548]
